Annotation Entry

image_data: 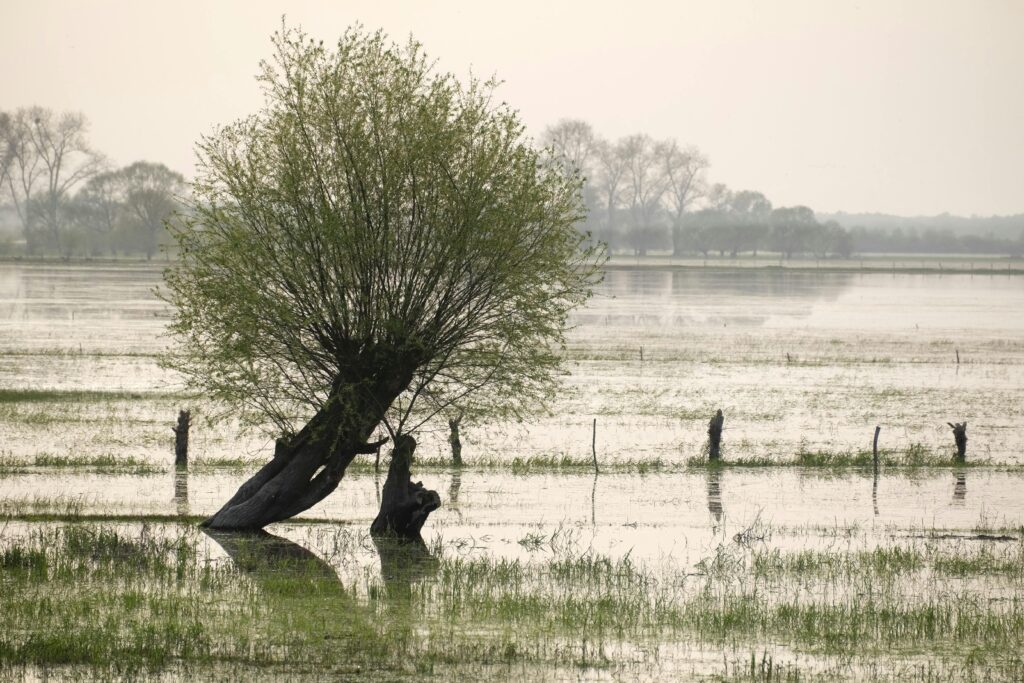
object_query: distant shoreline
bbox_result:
[0,253,1021,276]
[604,254,1023,275]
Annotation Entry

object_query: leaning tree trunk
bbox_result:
[202,374,406,530]
[371,435,440,543]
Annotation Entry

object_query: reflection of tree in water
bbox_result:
[953,470,967,503]
[204,529,438,609]
[448,469,462,507]
[706,468,723,525]
[202,528,403,668]
[872,471,880,517]
[371,535,439,603]
[173,470,189,517]
[202,529,345,596]
[575,268,857,329]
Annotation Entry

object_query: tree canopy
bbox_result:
[164,25,603,443]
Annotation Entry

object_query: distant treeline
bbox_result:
[1,107,185,259]
[543,119,1024,258]
[3,108,1020,260]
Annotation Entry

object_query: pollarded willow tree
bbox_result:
[163,26,603,531]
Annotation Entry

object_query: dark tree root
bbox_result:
[371,435,441,542]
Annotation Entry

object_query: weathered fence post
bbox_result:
[591,418,599,474]
[872,425,881,472]
[448,415,463,467]
[948,422,967,462]
[707,409,724,461]
[172,409,191,470]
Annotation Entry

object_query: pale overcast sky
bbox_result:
[2,0,1021,215]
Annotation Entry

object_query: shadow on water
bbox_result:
[173,470,189,518]
[953,469,967,504]
[706,468,723,526]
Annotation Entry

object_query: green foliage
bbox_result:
[163,24,603,437]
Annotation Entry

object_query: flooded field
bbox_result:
[1,262,1022,681]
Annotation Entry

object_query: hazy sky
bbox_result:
[2,1,1021,216]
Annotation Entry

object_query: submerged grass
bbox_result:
[2,520,1022,680]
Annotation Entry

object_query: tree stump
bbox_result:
[948,422,968,462]
[371,435,440,542]
[172,409,191,469]
[448,416,463,467]
[707,409,724,461]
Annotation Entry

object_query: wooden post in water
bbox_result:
[448,415,463,467]
[956,349,960,365]
[172,409,191,470]
[708,409,724,461]
[872,425,881,472]
[948,422,968,462]
[591,418,599,474]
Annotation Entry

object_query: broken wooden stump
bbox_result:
[371,435,440,542]
[448,415,463,467]
[707,409,724,461]
[172,409,191,470]
[948,422,968,462]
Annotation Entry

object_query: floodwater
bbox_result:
[1,262,1023,680]
[1,262,1022,530]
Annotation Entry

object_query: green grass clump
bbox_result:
[0,453,162,475]
[687,443,993,469]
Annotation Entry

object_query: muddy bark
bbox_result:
[203,372,406,530]
[707,409,724,461]
[371,435,440,542]
[172,409,190,469]
[448,417,463,467]
[948,422,968,462]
